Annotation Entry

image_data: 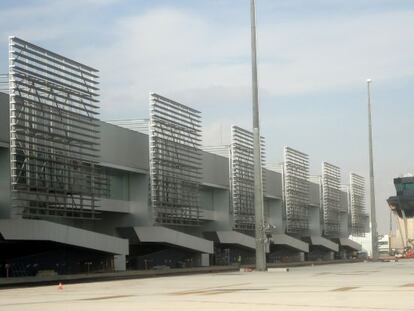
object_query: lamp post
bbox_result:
[250,0,266,271]
[367,78,378,260]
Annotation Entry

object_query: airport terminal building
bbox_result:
[0,37,368,276]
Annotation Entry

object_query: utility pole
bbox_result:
[367,78,378,260]
[250,0,266,271]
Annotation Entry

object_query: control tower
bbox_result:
[387,176,414,252]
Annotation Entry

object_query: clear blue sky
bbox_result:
[1,0,414,234]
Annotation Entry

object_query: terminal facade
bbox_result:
[0,37,368,276]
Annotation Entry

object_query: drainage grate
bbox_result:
[82,295,133,301]
[331,287,358,292]
[172,288,267,296]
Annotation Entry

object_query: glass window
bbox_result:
[397,182,414,192]
[108,169,129,200]
[404,183,414,190]
[200,189,214,211]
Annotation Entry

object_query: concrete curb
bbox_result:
[0,266,239,289]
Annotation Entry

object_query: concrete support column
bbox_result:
[114,255,126,271]
[201,253,210,267]
[194,253,210,267]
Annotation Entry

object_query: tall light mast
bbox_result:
[367,78,378,260]
[250,0,266,271]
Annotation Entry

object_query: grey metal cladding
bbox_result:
[0,74,9,94]
[322,162,341,237]
[349,172,367,236]
[201,151,229,188]
[99,121,149,172]
[0,93,9,144]
[8,36,105,220]
[284,146,310,234]
[107,119,149,135]
[149,93,202,226]
[230,125,265,232]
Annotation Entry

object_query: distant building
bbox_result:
[378,235,390,255]
[0,37,368,277]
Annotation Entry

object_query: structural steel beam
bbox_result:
[8,36,105,220]
[349,173,368,236]
[283,146,310,235]
[322,162,341,237]
[149,93,202,226]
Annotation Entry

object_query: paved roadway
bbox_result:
[1,260,413,311]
